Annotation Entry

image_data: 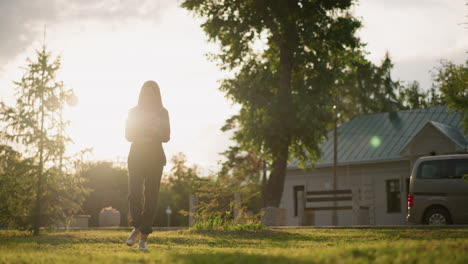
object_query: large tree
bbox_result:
[182,0,363,207]
[0,45,83,235]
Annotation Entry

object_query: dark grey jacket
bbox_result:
[126,106,170,165]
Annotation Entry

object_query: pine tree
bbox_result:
[0,45,84,235]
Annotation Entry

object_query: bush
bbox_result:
[185,180,265,231]
[0,145,89,230]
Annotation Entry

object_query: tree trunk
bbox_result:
[263,41,294,208]
[33,155,44,236]
[264,141,289,207]
[261,160,268,207]
[33,75,46,236]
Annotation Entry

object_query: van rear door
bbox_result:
[450,158,468,223]
[414,159,464,222]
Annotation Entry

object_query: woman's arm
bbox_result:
[125,110,137,142]
[160,109,170,143]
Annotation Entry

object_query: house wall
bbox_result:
[281,160,410,226]
[408,126,457,155]
[402,125,458,172]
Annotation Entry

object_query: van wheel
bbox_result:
[424,208,451,225]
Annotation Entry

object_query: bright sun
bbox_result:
[47,13,235,170]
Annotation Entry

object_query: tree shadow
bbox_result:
[150,229,332,248]
[170,251,299,264]
[366,228,468,241]
[3,228,461,249]
[0,230,125,245]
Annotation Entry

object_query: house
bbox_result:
[280,106,467,226]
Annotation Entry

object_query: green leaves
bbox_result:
[433,60,468,132]
[182,0,366,206]
[0,45,85,232]
[1,45,75,163]
[0,145,35,229]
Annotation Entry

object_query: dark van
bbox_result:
[407,154,468,225]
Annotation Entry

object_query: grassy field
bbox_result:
[0,228,467,263]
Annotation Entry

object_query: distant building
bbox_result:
[281,106,467,226]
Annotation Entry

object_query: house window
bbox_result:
[386,179,401,213]
[293,186,305,217]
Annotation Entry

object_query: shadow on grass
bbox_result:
[186,229,331,241]
[0,229,327,248]
[0,230,125,246]
[169,247,380,264]
[151,229,332,248]
[2,228,466,248]
[364,228,468,241]
[170,251,297,264]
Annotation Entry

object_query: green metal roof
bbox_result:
[429,121,467,149]
[289,106,466,168]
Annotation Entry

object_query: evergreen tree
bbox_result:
[396,81,444,110]
[339,53,401,120]
[0,45,85,235]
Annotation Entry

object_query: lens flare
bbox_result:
[370,136,381,148]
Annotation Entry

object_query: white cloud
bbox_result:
[0,0,176,67]
[355,0,467,88]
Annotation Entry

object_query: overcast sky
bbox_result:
[0,0,466,172]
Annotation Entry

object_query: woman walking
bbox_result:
[125,80,170,251]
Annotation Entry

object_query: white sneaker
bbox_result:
[125,229,140,246]
[138,240,149,252]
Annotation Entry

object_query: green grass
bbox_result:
[0,228,467,263]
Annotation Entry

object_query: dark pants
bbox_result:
[127,143,165,234]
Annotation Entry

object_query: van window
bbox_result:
[453,159,468,179]
[417,160,449,179]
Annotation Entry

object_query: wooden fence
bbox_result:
[297,188,369,226]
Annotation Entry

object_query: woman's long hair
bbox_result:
[138,80,163,111]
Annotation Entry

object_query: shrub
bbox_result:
[184,180,265,231]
